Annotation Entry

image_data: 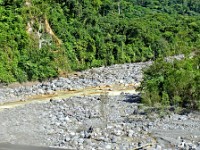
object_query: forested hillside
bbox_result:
[0,0,200,83]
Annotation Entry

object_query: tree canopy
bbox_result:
[140,54,200,110]
[0,0,200,83]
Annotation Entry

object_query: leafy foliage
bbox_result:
[0,0,200,83]
[140,55,200,110]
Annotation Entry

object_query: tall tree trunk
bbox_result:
[118,0,121,15]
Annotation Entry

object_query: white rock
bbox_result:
[105,144,112,149]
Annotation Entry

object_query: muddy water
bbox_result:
[0,83,138,111]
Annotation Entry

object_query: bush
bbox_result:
[140,55,200,110]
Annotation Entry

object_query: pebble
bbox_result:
[113,129,122,136]
[155,144,162,150]
[127,130,134,137]
[65,136,71,142]
[105,144,112,149]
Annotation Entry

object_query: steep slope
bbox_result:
[0,0,200,83]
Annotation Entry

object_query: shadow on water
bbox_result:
[123,94,141,103]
